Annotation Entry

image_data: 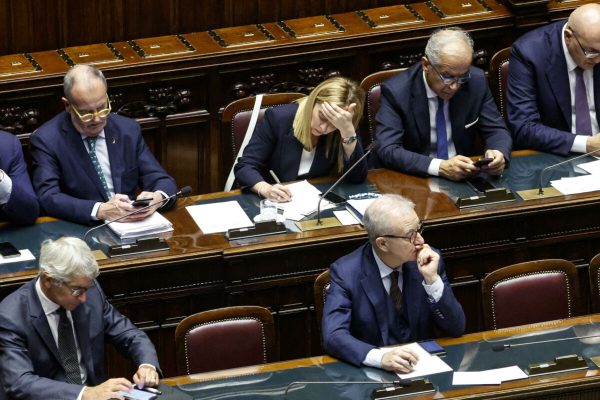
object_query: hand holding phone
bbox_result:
[131,198,153,207]
[474,157,493,167]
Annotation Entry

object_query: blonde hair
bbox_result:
[292,77,365,173]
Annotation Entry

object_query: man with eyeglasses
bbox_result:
[375,27,512,181]
[508,3,600,155]
[322,194,465,372]
[0,237,160,400]
[30,64,177,225]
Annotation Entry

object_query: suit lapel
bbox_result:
[411,73,431,151]
[401,263,417,336]
[28,283,61,366]
[72,301,95,381]
[546,28,572,129]
[449,84,470,154]
[360,250,390,345]
[105,117,123,195]
[279,127,304,182]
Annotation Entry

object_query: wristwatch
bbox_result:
[342,135,357,145]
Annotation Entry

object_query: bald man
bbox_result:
[375,27,511,180]
[508,4,600,155]
[30,65,177,225]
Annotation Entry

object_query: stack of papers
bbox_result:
[186,201,253,234]
[345,198,377,223]
[550,158,600,195]
[395,342,453,379]
[452,366,528,386]
[274,180,336,221]
[108,212,173,239]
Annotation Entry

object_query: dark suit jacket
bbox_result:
[0,131,39,225]
[322,242,465,367]
[0,279,160,400]
[30,112,177,225]
[507,20,600,155]
[375,63,512,176]
[234,104,368,189]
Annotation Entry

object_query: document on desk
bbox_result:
[0,249,35,264]
[186,201,253,234]
[274,180,335,221]
[452,366,527,386]
[108,212,173,239]
[395,342,453,379]
[551,174,600,195]
[578,159,600,175]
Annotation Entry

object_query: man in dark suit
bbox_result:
[376,27,512,180]
[31,64,177,225]
[322,194,465,372]
[0,237,159,400]
[0,131,39,225]
[507,4,600,155]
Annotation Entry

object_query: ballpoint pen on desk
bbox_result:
[269,170,281,184]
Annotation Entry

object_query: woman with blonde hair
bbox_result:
[235,76,367,202]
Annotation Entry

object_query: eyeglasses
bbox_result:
[64,281,95,297]
[381,221,424,244]
[71,95,111,123]
[569,27,600,59]
[427,58,471,86]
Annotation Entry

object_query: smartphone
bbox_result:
[0,242,21,258]
[116,389,157,400]
[418,340,446,356]
[323,191,346,205]
[466,177,495,193]
[474,157,493,167]
[131,197,152,207]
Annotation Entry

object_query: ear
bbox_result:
[40,272,52,288]
[374,237,389,253]
[420,56,429,70]
[61,97,70,111]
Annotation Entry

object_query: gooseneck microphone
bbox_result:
[316,141,379,225]
[83,186,192,240]
[538,148,600,195]
[491,333,600,352]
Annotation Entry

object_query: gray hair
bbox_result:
[363,194,416,243]
[38,237,99,283]
[63,64,107,101]
[425,27,474,65]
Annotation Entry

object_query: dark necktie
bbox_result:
[575,67,592,135]
[57,307,82,385]
[85,136,112,198]
[390,270,402,314]
[436,97,449,159]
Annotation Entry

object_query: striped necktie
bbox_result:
[85,136,111,198]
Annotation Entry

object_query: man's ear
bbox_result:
[374,237,389,253]
[40,272,52,288]
[420,56,429,71]
[61,97,70,110]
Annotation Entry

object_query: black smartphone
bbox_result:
[466,177,495,193]
[131,197,152,207]
[0,242,21,258]
[418,340,446,356]
[323,191,346,205]
[474,157,493,167]
[116,389,157,400]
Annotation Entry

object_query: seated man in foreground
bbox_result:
[0,237,160,400]
[322,194,465,372]
[375,27,512,181]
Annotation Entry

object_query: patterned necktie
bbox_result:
[85,136,112,198]
[390,270,402,314]
[436,97,449,159]
[57,307,82,385]
[575,67,592,135]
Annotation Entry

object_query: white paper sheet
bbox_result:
[273,180,336,221]
[578,159,600,175]
[186,201,253,234]
[551,174,600,195]
[333,210,360,225]
[108,212,173,239]
[395,342,453,379]
[452,366,527,386]
[0,249,35,264]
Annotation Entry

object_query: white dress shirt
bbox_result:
[0,170,13,205]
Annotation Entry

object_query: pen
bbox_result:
[269,170,281,184]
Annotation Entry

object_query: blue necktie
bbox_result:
[85,137,112,199]
[390,270,402,313]
[575,67,592,135]
[436,97,449,159]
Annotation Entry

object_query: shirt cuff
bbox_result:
[91,202,102,221]
[571,135,588,153]
[427,159,442,176]
[0,171,12,205]
[363,347,394,368]
[422,276,444,303]
[77,387,85,400]
[139,363,156,371]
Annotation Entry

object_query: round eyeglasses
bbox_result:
[381,221,424,244]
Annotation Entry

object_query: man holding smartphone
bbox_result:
[30,64,177,225]
[322,195,465,373]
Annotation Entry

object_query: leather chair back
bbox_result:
[488,47,511,120]
[220,93,305,188]
[359,69,403,144]
[313,269,330,342]
[589,253,600,313]
[482,259,579,330]
[174,306,276,375]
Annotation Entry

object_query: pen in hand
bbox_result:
[269,170,281,184]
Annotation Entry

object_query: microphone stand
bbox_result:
[492,332,600,352]
[538,148,600,195]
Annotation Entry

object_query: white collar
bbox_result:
[35,277,61,316]
[371,246,401,279]
[562,23,579,73]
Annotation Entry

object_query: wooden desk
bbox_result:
[163,314,600,399]
[1,152,600,378]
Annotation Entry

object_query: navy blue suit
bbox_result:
[0,132,39,225]
[507,20,600,154]
[0,279,160,400]
[234,104,368,189]
[375,64,512,176]
[31,112,177,225]
[322,242,465,367]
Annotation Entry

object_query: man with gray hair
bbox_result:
[31,64,177,225]
[322,194,464,372]
[0,237,160,400]
[375,27,512,180]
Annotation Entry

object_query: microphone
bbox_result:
[83,186,192,240]
[315,140,379,226]
[491,333,600,352]
[538,148,600,195]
